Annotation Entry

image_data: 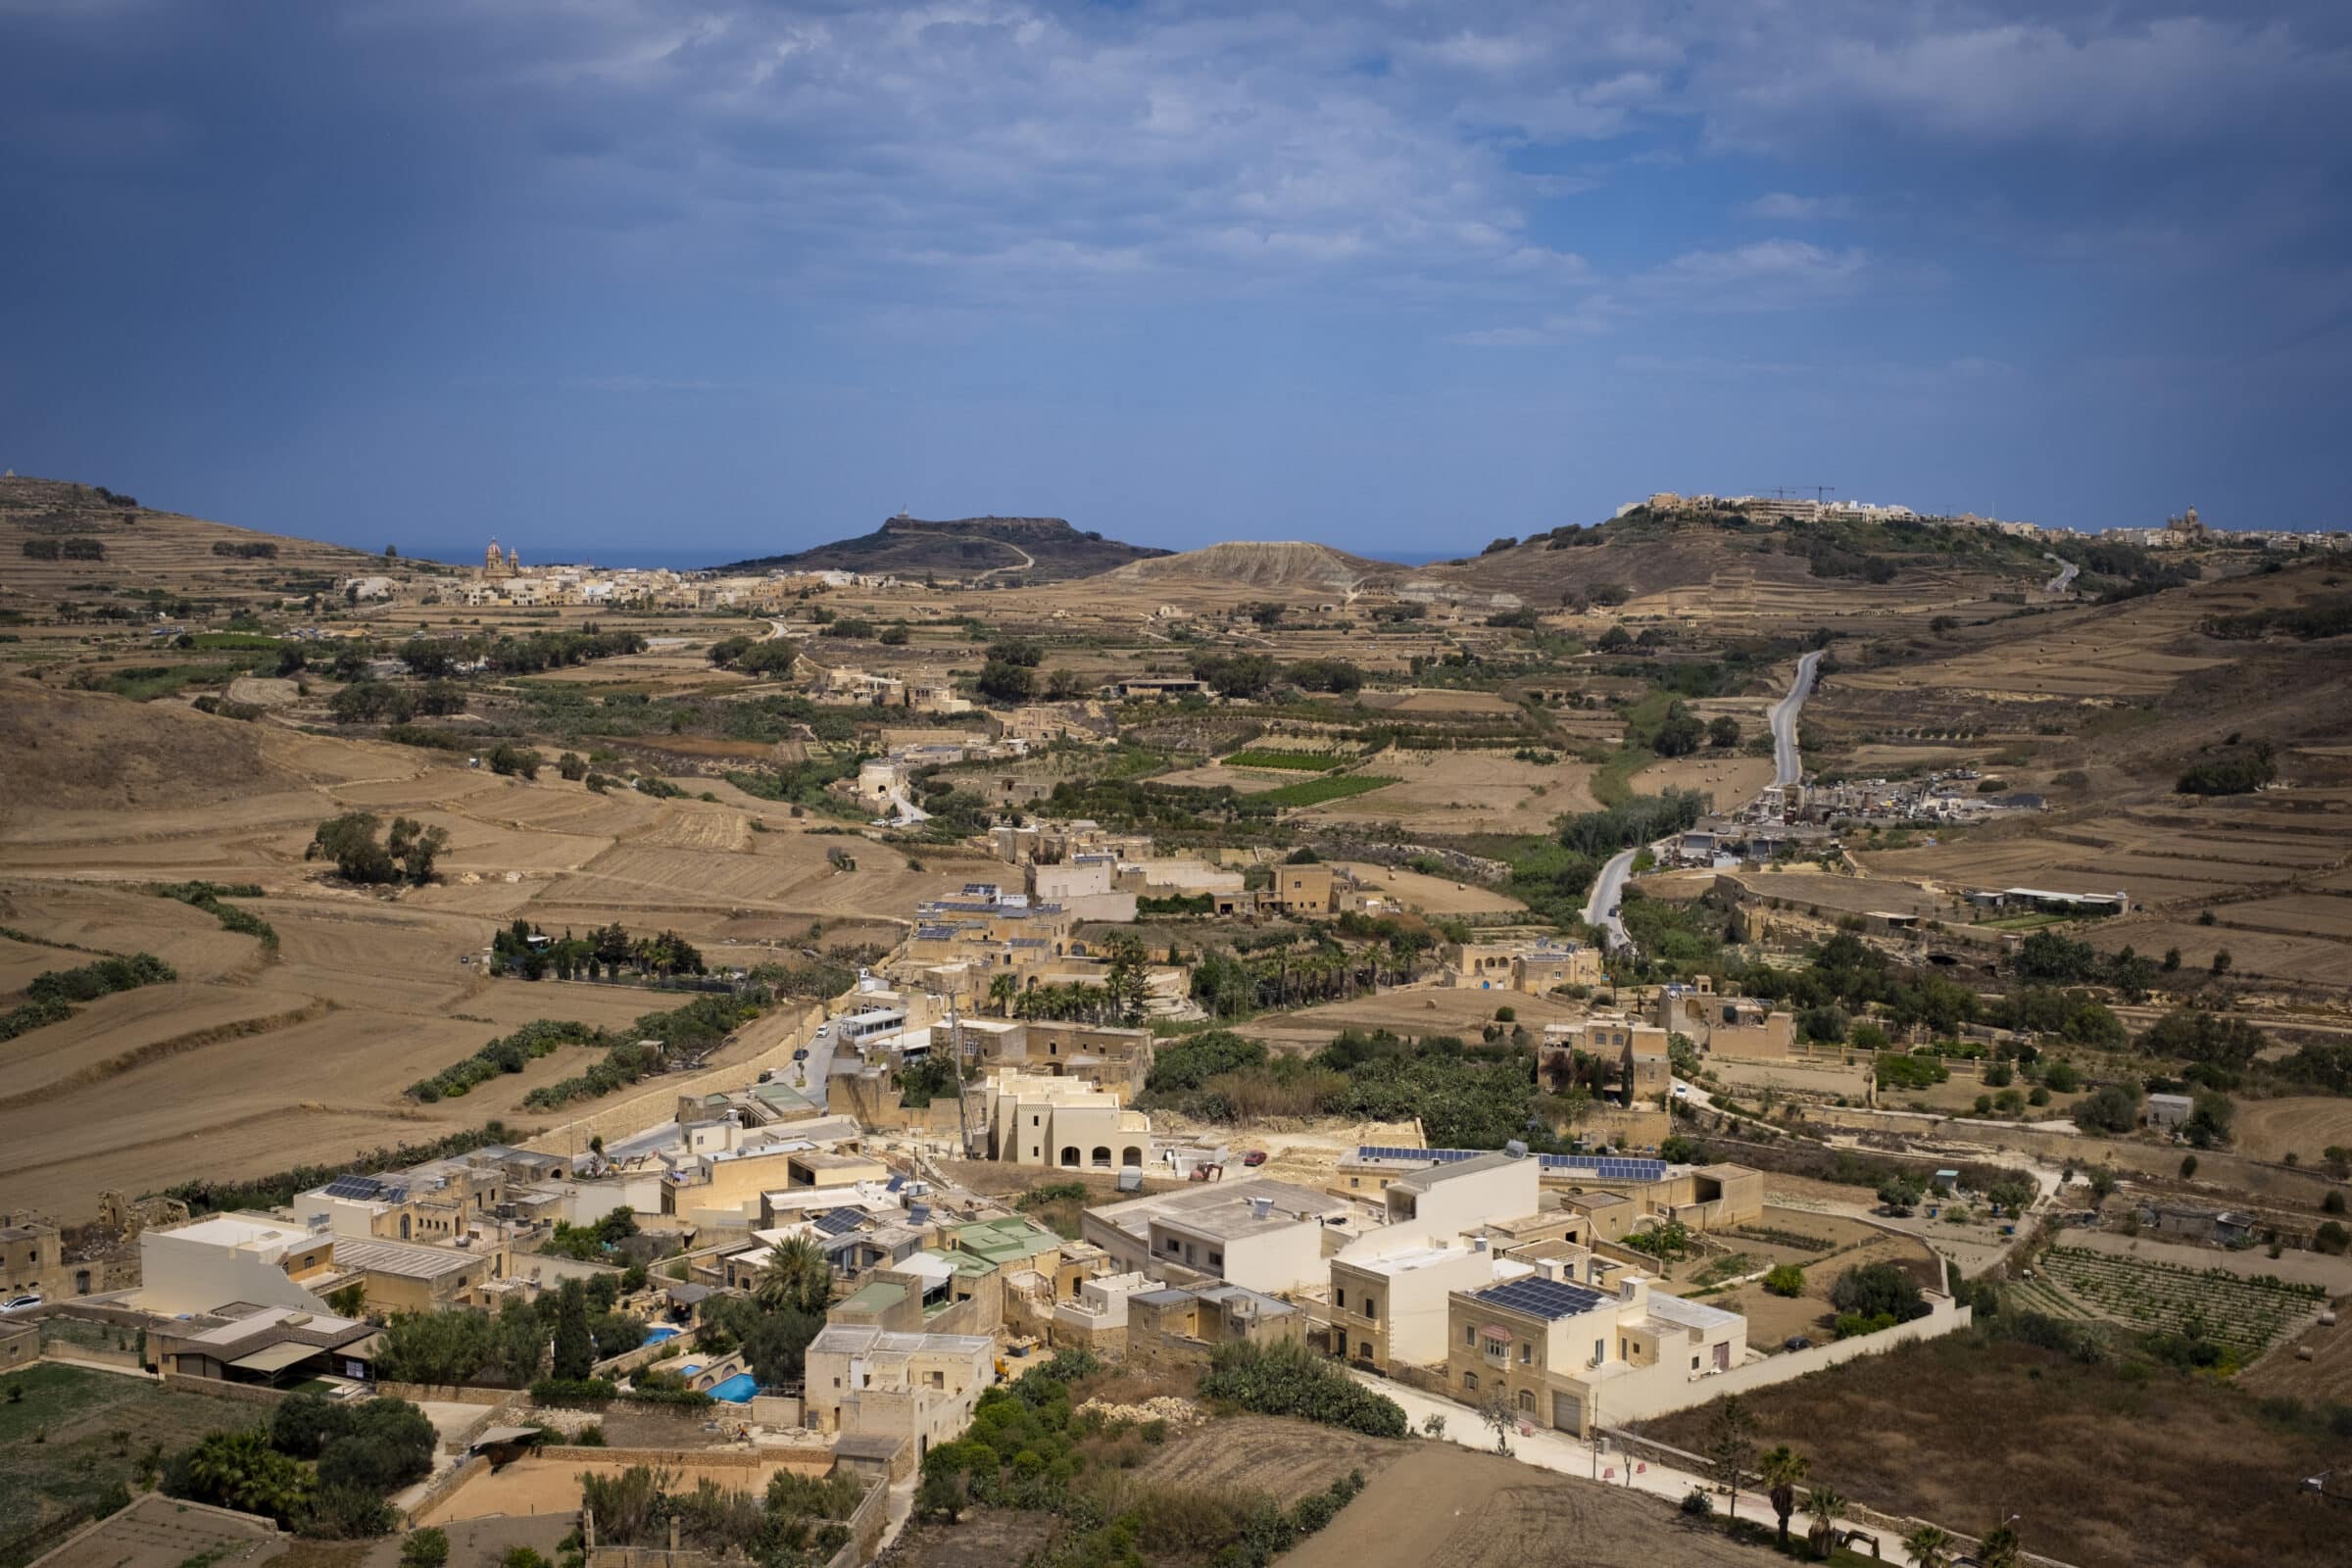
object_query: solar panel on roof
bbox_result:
[1478,1275,1607,1319]
[321,1176,382,1200]
[812,1208,864,1237]
[885,1174,906,1192]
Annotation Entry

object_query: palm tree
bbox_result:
[1902,1524,1955,1568]
[1804,1488,1846,1558]
[1977,1523,2022,1568]
[756,1236,831,1317]
[988,972,1017,1017]
[1758,1446,1810,1548]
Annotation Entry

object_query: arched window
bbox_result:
[1059,1147,1081,1168]
[1091,1147,1112,1168]
[1121,1146,1143,1167]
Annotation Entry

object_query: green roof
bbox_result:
[836,1281,907,1313]
[950,1216,1062,1267]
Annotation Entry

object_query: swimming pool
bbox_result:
[641,1326,681,1347]
[708,1373,758,1403]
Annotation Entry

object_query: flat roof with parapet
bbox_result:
[1386,1150,1527,1193]
[1642,1293,1742,1334]
[158,1215,311,1251]
[326,1238,485,1280]
[951,1215,1063,1264]
[1094,1178,1359,1243]
[807,1324,994,1357]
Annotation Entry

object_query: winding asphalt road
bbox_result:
[1768,648,1825,788]
[2042,553,2080,594]
[1585,649,1824,952]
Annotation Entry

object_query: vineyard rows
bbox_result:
[2038,1247,2324,1351]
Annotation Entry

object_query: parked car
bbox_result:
[2,1293,42,1314]
[792,1048,808,1061]
[1671,1084,1691,1100]
[1242,1150,1268,1167]
[1784,1335,1812,1351]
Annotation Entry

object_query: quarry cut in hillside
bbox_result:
[1105,540,1393,597]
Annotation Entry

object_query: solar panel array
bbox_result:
[1477,1275,1608,1320]
[1539,1153,1668,1181]
[812,1207,866,1237]
[321,1176,384,1200]
[1352,1146,1666,1182]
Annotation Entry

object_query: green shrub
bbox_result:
[1198,1340,1407,1438]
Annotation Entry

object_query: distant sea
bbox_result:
[401,541,1463,571]
[401,544,761,571]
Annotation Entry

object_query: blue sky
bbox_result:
[3,1,2349,557]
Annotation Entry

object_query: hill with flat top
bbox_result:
[1105,540,1394,597]
[718,514,1167,582]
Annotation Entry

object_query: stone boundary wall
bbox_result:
[1592,1293,1972,1427]
[407,1454,493,1525]
[1601,1427,2082,1568]
[379,1381,514,1405]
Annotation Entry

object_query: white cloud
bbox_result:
[1638,240,1870,307]
[1739,191,1854,220]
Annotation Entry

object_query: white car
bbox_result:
[1,1293,41,1314]
[1671,1084,1692,1100]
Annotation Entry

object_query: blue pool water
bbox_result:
[641,1326,681,1346]
[676,1363,704,1376]
[708,1373,758,1403]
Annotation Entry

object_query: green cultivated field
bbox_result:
[0,1362,264,1568]
[1250,774,1399,808]
[1221,750,1340,771]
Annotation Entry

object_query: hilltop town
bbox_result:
[3,475,2351,1568]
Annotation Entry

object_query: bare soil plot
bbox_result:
[1286,749,1596,834]
[2226,1097,2352,1164]
[2082,920,2352,989]
[1354,689,1521,715]
[2240,1298,2352,1406]
[1280,1443,1781,1568]
[2220,894,2352,941]
[1631,755,1774,808]
[1326,861,1527,916]
[883,1512,1057,1568]
[1641,1331,2348,1568]
[1136,1414,1397,1502]
[1243,987,1586,1054]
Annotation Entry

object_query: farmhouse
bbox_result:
[1446,1264,1747,1436]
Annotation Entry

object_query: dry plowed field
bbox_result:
[1286,749,1597,833]
[0,681,977,1217]
[1280,1443,1780,1568]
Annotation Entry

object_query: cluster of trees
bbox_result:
[490,918,706,981]
[373,1272,650,1388]
[2176,743,2277,797]
[409,1016,603,1101]
[1185,925,1432,1021]
[2,952,176,1043]
[976,636,1048,703]
[328,680,463,724]
[1827,1260,1930,1338]
[157,880,277,947]
[213,540,279,558]
[543,1206,642,1261]
[708,635,797,676]
[307,811,448,885]
[162,1394,435,1538]
[520,989,774,1109]
[21,536,107,561]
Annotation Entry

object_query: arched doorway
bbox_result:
[1121,1146,1143,1167]
[1059,1147,1080,1167]
[1091,1147,1111,1168]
